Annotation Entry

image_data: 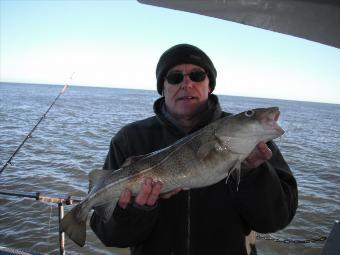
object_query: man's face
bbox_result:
[163,64,210,119]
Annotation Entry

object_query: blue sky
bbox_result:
[1,0,340,104]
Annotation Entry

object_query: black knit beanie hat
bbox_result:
[156,44,217,95]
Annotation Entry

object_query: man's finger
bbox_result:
[135,178,153,206]
[118,188,132,209]
[257,142,272,160]
[243,143,272,169]
[161,188,182,199]
[146,181,162,206]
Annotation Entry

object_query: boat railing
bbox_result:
[0,189,83,255]
[1,189,337,255]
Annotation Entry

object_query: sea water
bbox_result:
[0,83,339,255]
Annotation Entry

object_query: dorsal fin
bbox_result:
[121,154,149,167]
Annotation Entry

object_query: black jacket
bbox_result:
[90,95,298,255]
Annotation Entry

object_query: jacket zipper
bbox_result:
[187,190,191,255]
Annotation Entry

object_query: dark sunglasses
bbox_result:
[165,70,207,85]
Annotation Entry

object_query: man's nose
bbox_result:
[181,74,193,88]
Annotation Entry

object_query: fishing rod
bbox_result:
[0,73,75,175]
[0,189,82,204]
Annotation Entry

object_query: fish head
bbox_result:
[215,107,284,154]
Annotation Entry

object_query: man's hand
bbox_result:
[242,142,272,170]
[118,178,182,209]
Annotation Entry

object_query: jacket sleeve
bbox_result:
[90,128,160,247]
[233,141,298,233]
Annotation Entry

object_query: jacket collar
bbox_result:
[153,94,223,137]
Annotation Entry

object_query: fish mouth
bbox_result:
[263,107,285,135]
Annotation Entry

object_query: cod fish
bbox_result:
[60,107,284,246]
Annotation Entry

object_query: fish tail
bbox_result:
[60,204,88,247]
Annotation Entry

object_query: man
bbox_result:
[90,44,298,255]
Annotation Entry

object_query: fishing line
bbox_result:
[0,73,75,175]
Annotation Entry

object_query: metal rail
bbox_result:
[0,189,82,255]
[0,189,333,253]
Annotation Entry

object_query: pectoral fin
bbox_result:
[225,160,241,191]
[197,141,218,160]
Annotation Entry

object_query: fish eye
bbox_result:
[245,110,255,117]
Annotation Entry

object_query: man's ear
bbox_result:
[162,85,166,97]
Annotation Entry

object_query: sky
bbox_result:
[1,0,340,104]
